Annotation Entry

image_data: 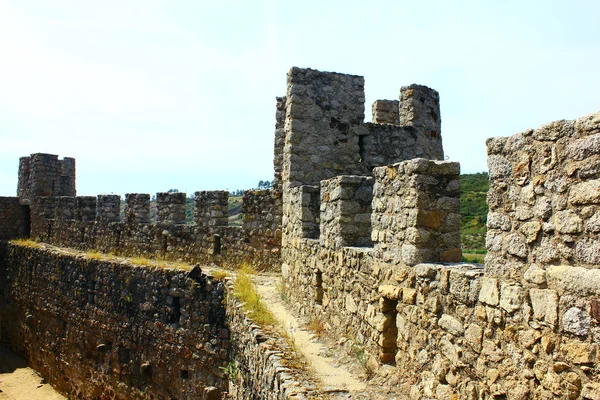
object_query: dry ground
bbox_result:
[0,345,65,400]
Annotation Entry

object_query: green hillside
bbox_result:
[460,172,489,252]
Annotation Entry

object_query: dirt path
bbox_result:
[253,275,367,396]
[0,346,65,400]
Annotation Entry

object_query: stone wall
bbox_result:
[281,160,462,376]
[0,197,28,240]
[281,68,444,194]
[486,112,600,279]
[27,190,281,271]
[0,243,228,400]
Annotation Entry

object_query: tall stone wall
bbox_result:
[486,112,600,279]
[0,243,228,399]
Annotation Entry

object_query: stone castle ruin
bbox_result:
[0,67,599,399]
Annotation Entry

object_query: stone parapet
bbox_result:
[485,112,600,278]
[372,158,462,265]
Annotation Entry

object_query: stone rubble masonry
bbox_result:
[320,175,374,249]
[195,190,229,227]
[372,158,462,266]
[24,189,281,271]
[372,100,400,125]
[273,96,287,193]
[485,111,600,279]
[399,84,442,140]
[156,192,187,224]
[17,153,76,205]
[0,243,229,399]
[97,194,121,223]
[125,193,151,224]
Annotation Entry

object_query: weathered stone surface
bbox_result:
[530,289,558,327]
[547,265,600,296]
[562,307,591,336]
[479,277,499,306]
[524,264,547,285]
[569,180,600,205]
[438,314,464,336]
[500,284,523,313]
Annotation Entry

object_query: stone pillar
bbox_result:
[372,100,400,125]
[399,84,441,140]
[194,191,228,227]
[320,175,374,249]
[77,197,97,222]
[125,194,151,224]
[29,153,59,198]
[372,159,461,266]
[17,156,31,202]
[58,157,76,197]
[97,195,121,223]
[157,192,187,224]
[282,67,366,190]
[273,96,287,193]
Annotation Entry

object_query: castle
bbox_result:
[0,67,599,399]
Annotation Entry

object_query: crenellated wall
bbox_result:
[24,188,281,271]
[1,66,600,399]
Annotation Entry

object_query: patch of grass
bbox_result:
[462,252,485,263]
[129,257,154,267]
[211,270,229,281]
[233,265,276,326]
[307,318,326,337]
[10,239,42,248]
[276,279,289,303]
[220,361,238,381]
[351,339,368,370]
[86,251,105,260]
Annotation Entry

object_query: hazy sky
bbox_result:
[1,0,599,196]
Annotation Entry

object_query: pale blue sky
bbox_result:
[0,0,598,196]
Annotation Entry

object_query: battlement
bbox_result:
[2,67,599,399]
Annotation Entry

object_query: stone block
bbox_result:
[562,307,590,336]
[499,284,523,314]
[530,289,558,327]
[478,277,499,306]
[568,180,600,205]
[438,314,464,336]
